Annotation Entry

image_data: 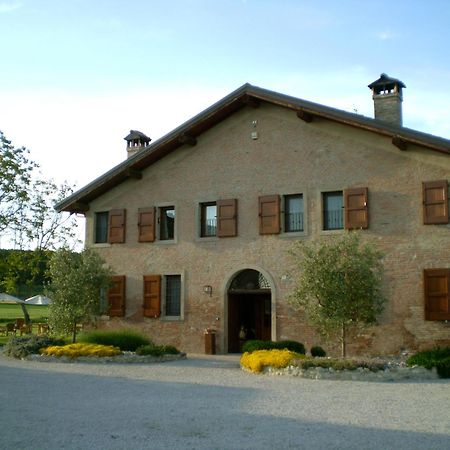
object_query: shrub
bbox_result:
[406,347,450,378]
[406,347,450,369]
[311,346,326,357]
[240,349,303,373]
[435,357,450,379]
[41,343,122,358]
[3,335,65,359]
[81,329,150,351]
[242,340,305,354]
[135,343,180,356]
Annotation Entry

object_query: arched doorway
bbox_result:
[227,269,272,353]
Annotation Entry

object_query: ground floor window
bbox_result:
[165,275,181,316]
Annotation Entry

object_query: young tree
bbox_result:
[47,248,113,342]
[0,131,37,234]
[289,232,385,357]
[17,178,80,251]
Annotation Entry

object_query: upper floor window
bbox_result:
[159,206,175,240]
[284,194,304,233]
[323,191,343,230]
[422,180,449,225]
[94,211,109,243]
[200,202,217,237]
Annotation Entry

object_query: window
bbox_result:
[143,274,183,319]
[94,212,109,243]
[159,206,175,240]
[200,202,217,237]
[424,269,450,321]
[165,275,181,316]
[108,209,126,243]
[107,275,126,317]
[259,195,280,235]
[323,191,343,230]
[422,180,449,225]
[284,194,304,232]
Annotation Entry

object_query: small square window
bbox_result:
[165,275,181,316]
[284,194,304,232]
[323,191,343,230]
[159,206,175,240]
[94,212,109,243]
[200,202,217,237]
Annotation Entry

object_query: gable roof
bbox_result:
[56,83,450,213]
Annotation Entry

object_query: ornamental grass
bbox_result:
[41,343,122,358]
[240,349,303,373]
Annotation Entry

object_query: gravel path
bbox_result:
[1,353,449,450]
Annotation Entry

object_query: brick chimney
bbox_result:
[368,73,406,127]
[124,130,151,159]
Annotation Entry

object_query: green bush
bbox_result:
[81,329,150,352]
[407,347,450,378]
[435,357,450,378]
[242,340,305,354]
[311,346,326,357]
[3,335,65,359]
[406,347,450,369]
[135,343,180,356]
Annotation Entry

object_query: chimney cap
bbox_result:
[124,130,151,142]
[368,73,406,92]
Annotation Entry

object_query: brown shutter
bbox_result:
[143,275,161,318]
[138,207,155,242]
[344,187,369,230]
[217,199,238,237]
[108,275,126,317]
[259,195,280,234]
[422,180,449,224]
[424,269,450,321]
[108,209,126,243]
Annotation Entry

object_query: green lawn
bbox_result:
[0,303,49,345]
[0,303,49,323]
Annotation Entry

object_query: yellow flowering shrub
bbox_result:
[240,349,302,373]
[40,343,122,358]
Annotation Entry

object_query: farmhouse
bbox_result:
[57,74,450,355]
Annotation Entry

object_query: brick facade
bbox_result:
[61,85,450,356]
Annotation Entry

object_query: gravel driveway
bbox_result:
[1,353,449,450]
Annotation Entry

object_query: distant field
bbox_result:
[0,303,49,323]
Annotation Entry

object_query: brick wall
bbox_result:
[85,102,450,356]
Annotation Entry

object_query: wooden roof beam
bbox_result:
[68,202,89,213]
[242,95,261,108]
[296,109,314,123]
[392,136,408,151]
[178,133,197,146]
[125,168,142,179]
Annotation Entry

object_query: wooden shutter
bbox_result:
[108,209,126,243]
[143,275,161,318]
[344,187,369,230]
[422,180,449,224]
[424,269,450,321]
[108,275,126,317]
[259,195,280,234]
[138,207,155,242]
[217,199,238,237]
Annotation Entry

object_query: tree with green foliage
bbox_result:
[289,233,385,357]
[0,130,37,234]
[46,248,113,342]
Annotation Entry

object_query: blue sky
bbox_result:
[1,0,449,188]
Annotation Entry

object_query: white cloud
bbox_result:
[0,2,21,13]
[375,30,397,40]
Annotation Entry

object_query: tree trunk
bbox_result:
[20,303,31,325]
[341,322,346,358]
[72,321,77,343]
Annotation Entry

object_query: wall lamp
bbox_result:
[203,285,213,296]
